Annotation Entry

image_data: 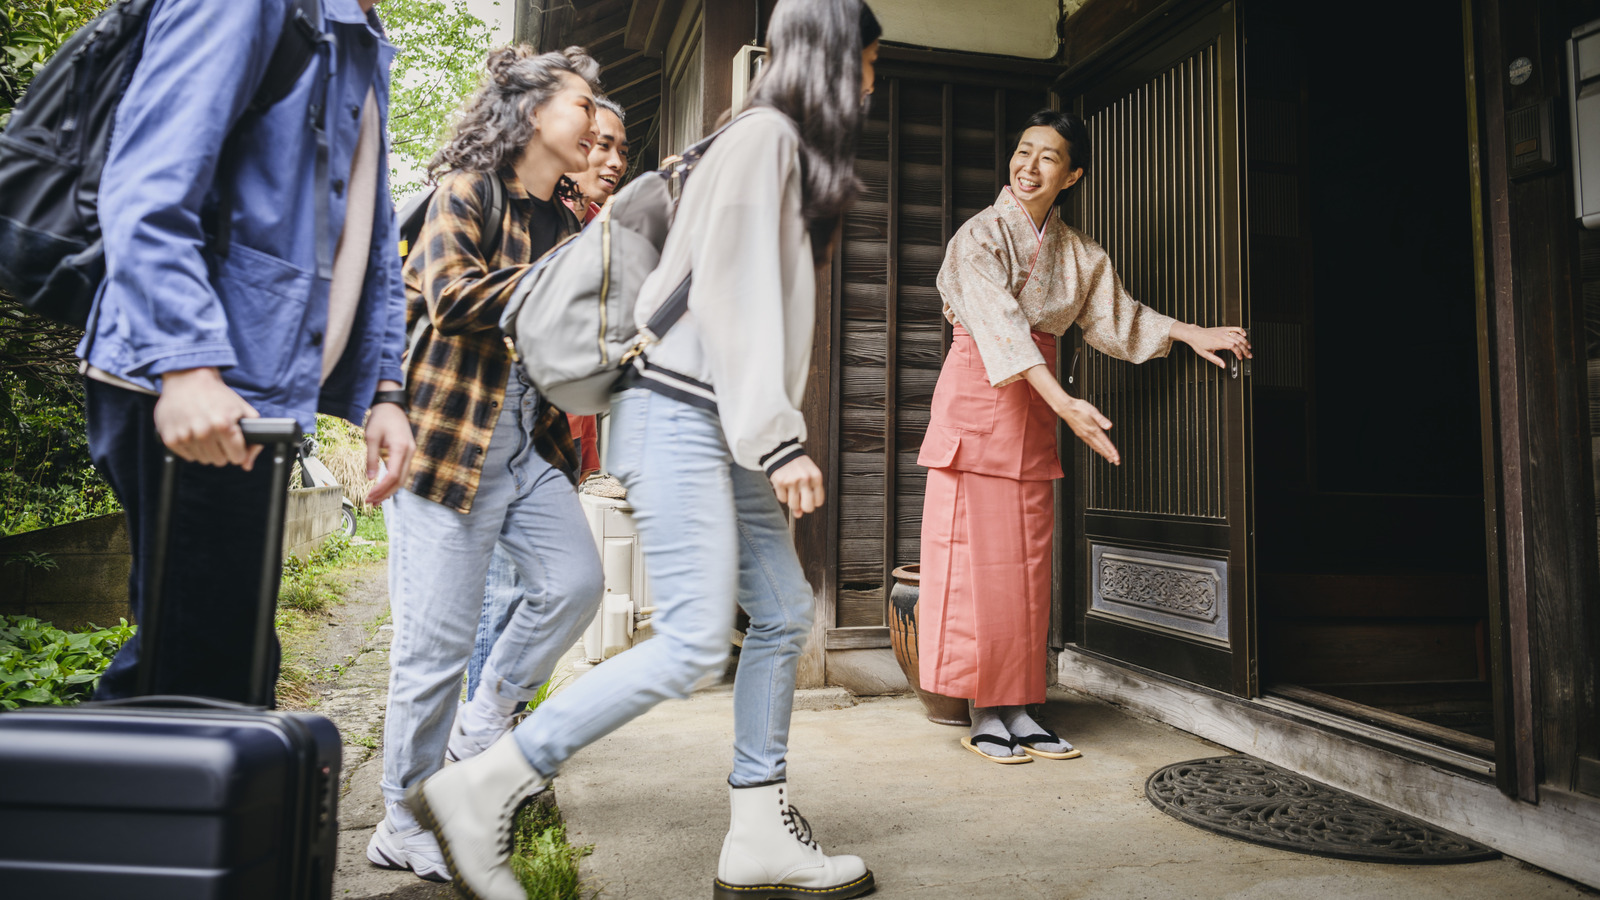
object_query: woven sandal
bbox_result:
[960,734,1033,764]
[1015,728,1082,760]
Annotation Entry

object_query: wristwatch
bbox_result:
[371,389,409,412]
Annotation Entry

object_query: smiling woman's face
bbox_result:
[1009,124,1081,209]
[530,71,598,174]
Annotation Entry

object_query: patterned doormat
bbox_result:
[1145,756,1500,864]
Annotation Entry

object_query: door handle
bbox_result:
[1229,328,1251,380]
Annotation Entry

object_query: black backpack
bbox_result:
[0,0,323,327]
[395,174,505,263]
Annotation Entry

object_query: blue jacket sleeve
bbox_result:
[367,130,407,388]
[96,0,288,379]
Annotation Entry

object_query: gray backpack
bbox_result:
[498,125,730,415]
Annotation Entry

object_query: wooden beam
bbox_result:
[940,83,954,356]
[538,0,573,53]
[699,0,758,136]
[611,77,664,111]
[824,627,892,651]
[623,0,665,50]
[571,0,630,29]
[601,53,663,96]
[511,0,545,48]
[1475,0,1537,804]
[881,78,901,622]
[643,0,689,57]
[879,43,1062,79]
[1057,0,1184,75]
[795,207,841,689]
[569,22,628,50]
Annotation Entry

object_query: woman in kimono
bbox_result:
[919,108,1251,764]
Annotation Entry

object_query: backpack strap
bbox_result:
[480,171,506,258]
[630,111,756,350]
[248,0,322,114]
[639,275,691,343]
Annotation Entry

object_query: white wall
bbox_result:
[871,0,1061,60]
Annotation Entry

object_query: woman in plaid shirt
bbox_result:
[368,45,606,885]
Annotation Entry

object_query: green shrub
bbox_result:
[0,615,134,708]
[278,531,383,614]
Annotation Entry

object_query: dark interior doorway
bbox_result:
[1245,1,1492,749]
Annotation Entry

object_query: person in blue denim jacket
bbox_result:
[76,0,414,703]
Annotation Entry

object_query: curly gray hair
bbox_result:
[427,45,602,182]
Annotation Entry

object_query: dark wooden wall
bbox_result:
[805,54,1054,655]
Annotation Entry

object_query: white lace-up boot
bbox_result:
[713,781,874,900]
[408,735,548,900]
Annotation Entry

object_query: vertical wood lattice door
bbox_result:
[1066,6,1254,694]
[823,70,1052,650]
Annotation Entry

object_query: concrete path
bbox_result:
[304,563,1591,899]
[557,684,1593,900]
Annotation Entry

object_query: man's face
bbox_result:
[571,110,630,204]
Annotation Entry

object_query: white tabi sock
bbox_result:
[998,705,1073,754]
[969,701,1027,757]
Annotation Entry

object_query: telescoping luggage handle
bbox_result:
[135,418,303,706]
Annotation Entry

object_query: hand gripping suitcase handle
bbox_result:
[137,418,303,706]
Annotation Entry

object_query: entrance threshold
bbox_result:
[1265,683,1494,762]
[1255,688,1491,778]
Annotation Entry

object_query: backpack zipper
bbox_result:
[597,205,612,365]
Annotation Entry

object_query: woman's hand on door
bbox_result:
[1171,322,1252,369]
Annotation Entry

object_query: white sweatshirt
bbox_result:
[629,108,814,475]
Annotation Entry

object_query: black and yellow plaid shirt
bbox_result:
[401,168,580,513]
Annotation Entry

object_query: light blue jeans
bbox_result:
[512,388,814,787]
[381,373,604,806]
[468,439,584,703]
[467,543,522,703]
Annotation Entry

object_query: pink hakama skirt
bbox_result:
[916,327,1062,707]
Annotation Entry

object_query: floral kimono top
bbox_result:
[937,187,1175,387]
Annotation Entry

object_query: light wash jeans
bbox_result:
[467,543,522,703]
[511,388,814,787]
[381,373,604,806]
[467,437,583,703]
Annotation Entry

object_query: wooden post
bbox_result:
[699,0,759,136]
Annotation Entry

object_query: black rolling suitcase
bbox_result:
[0,419,343,899]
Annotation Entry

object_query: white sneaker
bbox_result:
[714,781,874,900]
[410,734,548,900]
[366,813,450,883]
[446,699,517,763]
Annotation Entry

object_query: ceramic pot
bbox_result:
[888,564,970,726]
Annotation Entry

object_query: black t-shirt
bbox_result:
[526,193,564,261]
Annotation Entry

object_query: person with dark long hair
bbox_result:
[408,3,882,899]
[918,109,1250,764]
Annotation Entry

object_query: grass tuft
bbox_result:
[509,798,596,900]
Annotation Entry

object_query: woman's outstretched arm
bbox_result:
[1023,364,1121,466]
